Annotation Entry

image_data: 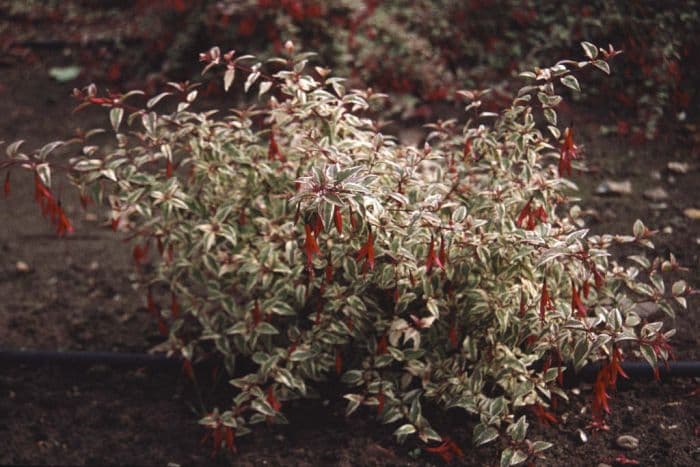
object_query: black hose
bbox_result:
[1,349,699,381]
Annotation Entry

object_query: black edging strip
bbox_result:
[1,349,699,381]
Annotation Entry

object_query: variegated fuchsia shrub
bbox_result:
[1,42,691,465]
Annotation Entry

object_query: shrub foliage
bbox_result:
[1,42,691,464]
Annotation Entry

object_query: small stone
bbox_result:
[650,170,662,180]
[667,161,690,174]
[643,186,669,201]
[15,260,30,272]
[577,429,588,443]
[662,226,673,234]
[84,212,98,222]
[616,434,639,450]
[89,261,99,271]
[598,463,613,467]
[684,208,700,220]
[649,202,668,210]
[668,175,677,184]
[595,180,632,196]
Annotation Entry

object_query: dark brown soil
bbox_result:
[1,3,699,466]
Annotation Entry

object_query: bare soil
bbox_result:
[1,3,699,466]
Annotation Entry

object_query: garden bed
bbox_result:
[1,4,699,466]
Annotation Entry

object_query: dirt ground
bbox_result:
[1,4,699,466]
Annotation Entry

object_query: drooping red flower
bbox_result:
[268,130,283,161]
[252,300,262,326]
[171,292,180,319]
[376,388,385,415]
[516,198,533,227]
[376,334,388,355]
[463,137,473,161]
[558,126,578,177]
[303,223,321,268]
[424,437,465,463]
[531,403,558,426]
[225,427,236,454]
[333,205,343,234]
[335,347,343,375]
[438,235,447,267]
[356,229,375,272]
[448,321,458,349]
[571,281,587,317]
[517,198,548,230]
[267,386,282,412]
[591,348,629,424]
[33,174,74,236]
[425,235,444,274]
[539,278,554,321]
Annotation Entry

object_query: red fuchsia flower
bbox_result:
[170,292,180,319]
[303,223,321,269]
[333,205,343,234]
[438,235,447,267]
[335,347,343,375]
[448,320,458,349]
[33,174,74,236]
[613,454,640,465]
[349,205,357,231]
[571,281,587,317]
[425,235,445,274]
[376,334,388,355]
[531,403,558,426]
[252,300,262,327]
[268,130,284,161]
[591,348,629,424]
[558,126,578,177]
[267,386,282,412]
[182,358,195,381]
[376,387,385,415]
[516,198,548,230]
[463,137,473,161]
[201,419,236,457]
[311,212,324,236]
[356,229,375,272]
[423,437,465,464]
[539,278,555,321]
[133,243,148,269]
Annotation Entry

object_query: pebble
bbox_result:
[684,208,700,220]
[650,170,662,180]
[662,226,673,234]
[649,202,668,210]
[643,186,669,201]
[667,161,690,174]
[595,180,632,196]
[616,434,640,450]
[597,464,613,467]
[15,260,30,272]
[577,429,588,443]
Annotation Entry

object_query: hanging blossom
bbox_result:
[516,198,547,230]
[558,126,578,177]
[591,347,629,428]
[34,174,74,236]
[356,228,375,272]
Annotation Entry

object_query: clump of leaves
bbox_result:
[1,42,692,465]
